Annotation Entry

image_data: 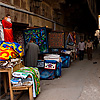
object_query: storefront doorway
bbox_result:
[12,22,29,48]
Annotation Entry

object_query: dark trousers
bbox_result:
[79,50,84,60]
[87,47,92,60]
[94,44,98,49]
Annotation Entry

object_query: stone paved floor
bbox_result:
[78,47,100,100]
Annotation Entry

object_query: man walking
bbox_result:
[86,39,93,60]
[78,39,85,60]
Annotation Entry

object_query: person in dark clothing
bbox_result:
[94,37,99,49]
[25,37,40,67]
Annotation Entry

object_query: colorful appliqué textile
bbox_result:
[0,46,18,62]
[44,60,57,70]
[24,27,48,53]
[0,41,24,57]
[48,32,64,48]
[12,67,40,97]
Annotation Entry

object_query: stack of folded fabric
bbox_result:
[11,73,32,86]
[43,54,62,78]
[44,54,61,62]
[0,58,21,69]
[11,67,40,97]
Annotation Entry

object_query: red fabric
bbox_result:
[2,19,14,42]
[3,29,14,42]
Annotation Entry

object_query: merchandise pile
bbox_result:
[0,41,40,97]
[11,67,40,97]
[0,41,24,68]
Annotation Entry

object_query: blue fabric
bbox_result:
[38,60,61,79]
[39,68,55,80]
[61,55,70,68]
[45,60,57,63]
[0,41,4,45]
[55,62,61,77]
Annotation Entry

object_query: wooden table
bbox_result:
[0,67,14,100]
[0,62,22,100]
[12,85,34,100]
[0,64,34,100]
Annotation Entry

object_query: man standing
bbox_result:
[86,39,93,60]
[25,37,40,67]
[94,37,99,49]
[78,39,85,60]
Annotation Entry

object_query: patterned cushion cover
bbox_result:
[44,60,57,70]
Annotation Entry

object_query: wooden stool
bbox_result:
[12,85,34,100]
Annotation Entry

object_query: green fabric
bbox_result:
[15,67,40,96]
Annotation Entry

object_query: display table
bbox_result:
[12,85,33,100]
[0,63,34,100]
[0,67,13,100]
[0,58,22,100]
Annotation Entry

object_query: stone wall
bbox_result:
[0,0,64,31]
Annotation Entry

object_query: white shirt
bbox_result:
[78,42,85,50]
[86,42,93,49]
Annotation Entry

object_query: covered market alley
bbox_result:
[1,0,100,100]
[18,45,100,100]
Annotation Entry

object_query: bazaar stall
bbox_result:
[48,31,78,68]
[24,29,63,79]
[23,28,77,79]
[0,41,40,100]
[65,32,77,62]
[37,54,62,79]
[48,31,72,68]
